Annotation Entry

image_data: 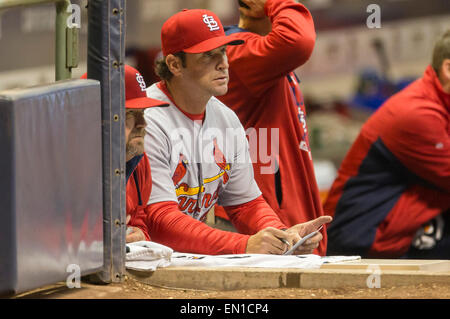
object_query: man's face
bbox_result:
[125,109,146,161]
[181,45,230,97]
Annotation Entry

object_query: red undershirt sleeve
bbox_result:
[145,201,250,255]
[224,195,287,235]
[129,208,151,241]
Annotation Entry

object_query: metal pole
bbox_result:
[55,0,71,81]
[0,0,74,81]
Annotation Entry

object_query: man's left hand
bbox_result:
[126,226,146,243]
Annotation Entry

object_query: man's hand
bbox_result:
[285,216,333,255]
[246,227,291,254]
[239,0,267,18]
[126,226,146,243]
[125,214,146,243]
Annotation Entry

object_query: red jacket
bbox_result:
[324,66,450,257]
[126,153,152,241]
[217,0,327,255]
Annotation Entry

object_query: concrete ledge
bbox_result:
[127,267,294,290]
[299,269,450,289]
[320,259,450,272]
[127,259,450,291]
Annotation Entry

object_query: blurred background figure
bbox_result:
[211,0,328,256]
[324,30,450,259]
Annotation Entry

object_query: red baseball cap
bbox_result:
[161,9,244,56]
[81,65,169,109]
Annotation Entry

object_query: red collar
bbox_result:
[157,81,206,122]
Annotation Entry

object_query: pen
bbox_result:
[284,225,324,255]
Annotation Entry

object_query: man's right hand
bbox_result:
[239,0,267,18]
[285,216,333,254]
[245,227,290,254]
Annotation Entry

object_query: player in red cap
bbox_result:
[82,65,169,243]
[324,30,450,258]
[138,8,331,255]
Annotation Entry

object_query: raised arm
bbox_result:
[228,0,316,95]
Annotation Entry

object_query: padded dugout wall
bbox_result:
[0,79,103,295]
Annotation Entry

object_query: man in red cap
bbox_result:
[82,65,169,243]
[140,8,331,255]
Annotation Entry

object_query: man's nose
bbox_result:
[135,113,147,128]
[217,53,229,70]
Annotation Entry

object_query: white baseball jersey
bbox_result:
[144,83,261,221]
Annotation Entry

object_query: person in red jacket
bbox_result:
[324,30,450,259]
[83,65,170,243]
[141,8,331,255]
[214,0,328,255]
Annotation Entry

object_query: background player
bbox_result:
[324,30,450,259]
[213,0,328,255]
[84,65,169,243]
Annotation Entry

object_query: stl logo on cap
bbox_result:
[160,9,244,56]
[136,73,147,92]
[202,14,220,32]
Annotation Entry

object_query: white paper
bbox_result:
[125,241,361,272]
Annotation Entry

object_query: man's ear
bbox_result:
[441,59,450,81]
[439,59,450,94]
[165,54,183,77]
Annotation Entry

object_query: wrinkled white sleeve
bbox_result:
[143,110,178,205]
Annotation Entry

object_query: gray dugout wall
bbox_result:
[0,79,103,295]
